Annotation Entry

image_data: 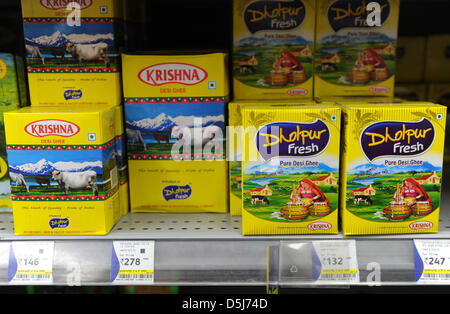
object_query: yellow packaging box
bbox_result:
[315,0,400,97]
[122,52,229,213]
[0,53,24,212]
[241,103,341,235]
[228,99,316,216]
[114,105,129,216]
[396,37,426,83]
[339,101,446,235]
[425,34,450,82]
[4,105,121,235]
[233,0,315,99]
[394,84,428,101]
[21,0,122,106]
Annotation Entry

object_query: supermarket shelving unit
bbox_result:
[0,0,449,290]
[0,177,449,287]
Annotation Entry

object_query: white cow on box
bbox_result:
[10,172,30,193]
[65,42,110,67]
[25,45,44,65]
[51,170,98,196]
[126,128,147,151]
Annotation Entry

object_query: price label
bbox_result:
[312,240,359,283]
[414,240,450,283]
[8,241,54,284]
[110,241,155,284]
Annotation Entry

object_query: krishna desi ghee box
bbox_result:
[241,104,341,235]
[114,105,129,216]
[0,53,24,212]
[315,0,399,97]
[4,105,121,235]
[339,101,447,235]
[122,52,229,213]
[233,0,315,99]
[228,99,315,216]
[21,0,122,107]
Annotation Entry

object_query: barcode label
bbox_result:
[320,273,359,281]
[15,274,52,280]
[414,240,450,283]
[8,242,54,284]
[111,241,155,284]
[422,273,450,279]
[117,274,154,280]
[312,240,360,283]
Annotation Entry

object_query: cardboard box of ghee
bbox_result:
[338,100,446,235]
[425,34,450,82]
[114,105,129,216]
[122,51,229,213]
[396,37,426,83]
[228,99,316,216]
[233,0,315,99]
[241,103,341,235]
[315,0,400,97]
[0,53,25,212]
[21,0,122,106]
[4,105,121,235]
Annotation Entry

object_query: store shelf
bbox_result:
[0,205,447,287]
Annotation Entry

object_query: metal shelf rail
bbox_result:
[0,208,448,286]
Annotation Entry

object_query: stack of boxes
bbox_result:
[2,0,125,235]
[121,51,229,213]
[232,0,447,236]
[0,53,28,212]
[0,0,446,237]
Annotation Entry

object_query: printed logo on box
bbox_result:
[327,0,391,32]
[138,63,208,86]
[162,184,192,201]
[308,222,332,231]
[49,218,70,229]
[64,90,83,100]
[244,0,306,34]
[256,120,330,161]
[360,118,435,161]
[410,221,433,230]
[40,0,93,10]
[25,120,80,138]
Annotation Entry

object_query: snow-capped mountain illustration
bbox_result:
[25,31,114,48]
[128,113,225,131]
[236,36,312,48]
[244,162,337,175]
[9,159,103,176]
[349,162,441,175]
[318,33,396,46]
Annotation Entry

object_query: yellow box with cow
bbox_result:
[21,0,122,107]
[338,101,446,235]
[241,103,341,235]
[315,0,400,97]
[4,105,121,235]
[122,51,229,213]
[0,53,25,213]
[233,0,315,100]
[228,99,316,216]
